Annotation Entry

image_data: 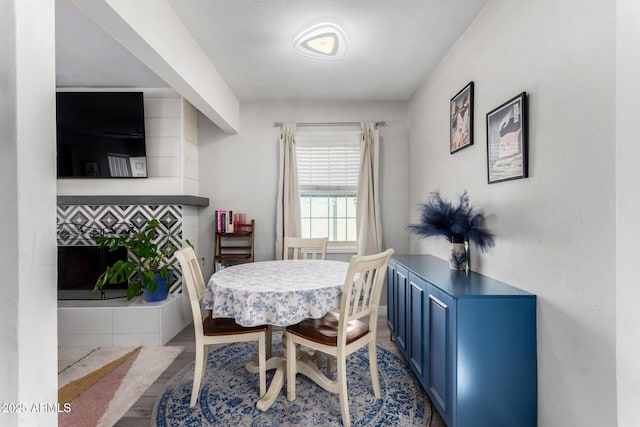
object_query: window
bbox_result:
[296,131,360,247]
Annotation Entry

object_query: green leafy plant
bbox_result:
[93,219,179,301]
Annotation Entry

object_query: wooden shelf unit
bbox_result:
[213,219,255,272]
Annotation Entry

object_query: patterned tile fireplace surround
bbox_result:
[56,195,208,346]
[57,203,185,294]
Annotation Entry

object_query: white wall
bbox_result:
[0,1,19,414]
[145,90,183,180]
[0,0,58,425]
[197,100,410,279]
[616,0,640,425]
[408,0,616,425]
[182,99,199,195]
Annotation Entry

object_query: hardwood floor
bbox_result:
[115,311,445,426]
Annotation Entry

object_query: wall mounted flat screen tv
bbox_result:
[56,91,148,178]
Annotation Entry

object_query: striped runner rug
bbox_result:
[58,345,184,427]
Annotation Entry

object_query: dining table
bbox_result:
[204,258,349,411]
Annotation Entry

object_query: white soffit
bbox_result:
[71,0,240,133]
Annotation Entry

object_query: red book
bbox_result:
[217,210,226,233]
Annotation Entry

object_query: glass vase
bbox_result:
[449,242,468,271]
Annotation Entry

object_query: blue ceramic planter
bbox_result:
[142,271,172,302]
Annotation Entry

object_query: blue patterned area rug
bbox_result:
[152,336,428,426]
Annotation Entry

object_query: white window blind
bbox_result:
[296,131,360,244]
[296,132,360,195]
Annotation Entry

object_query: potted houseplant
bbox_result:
[407,190,495,270]
[93,218,178,301]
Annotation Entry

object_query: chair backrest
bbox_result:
[338,248,395,341]
[174,246,207,337]
[283,237,328,260]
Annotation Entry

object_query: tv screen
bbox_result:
[56,91,148,178]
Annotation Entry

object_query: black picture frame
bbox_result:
[450,81,474,154]
[486,92,528,184]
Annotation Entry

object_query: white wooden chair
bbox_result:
[283,236,328,260]
[174,246,267,407]
[284,248,394,427]
[282,236,329,366]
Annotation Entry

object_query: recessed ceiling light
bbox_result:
[293,23,349,60]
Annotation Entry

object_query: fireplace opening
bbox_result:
[58,246,128,300]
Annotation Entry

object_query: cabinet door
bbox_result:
[426,285,455,425]
[408,274,427,382]
[386,261,396,334]
[395,265,409,353]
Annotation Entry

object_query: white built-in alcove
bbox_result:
[57,87,200,198]
[56,88,207,346]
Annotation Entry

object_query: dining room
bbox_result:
[162,241,408,426]
[141,238,445,426]
[4,0,633,426]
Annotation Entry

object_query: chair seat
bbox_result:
[286,312,369,346]
[203,317,268,336]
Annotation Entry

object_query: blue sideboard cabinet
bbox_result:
[387,255,537,427]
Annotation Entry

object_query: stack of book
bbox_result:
[214,210,247,233]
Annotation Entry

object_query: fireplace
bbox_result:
[57,246,128,300]
[55,196,206,345]
[56,202,187,301]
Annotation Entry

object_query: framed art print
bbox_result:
[486,92,528,183]
[450,81,474,154]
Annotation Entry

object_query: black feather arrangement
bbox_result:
[407,190,495,252]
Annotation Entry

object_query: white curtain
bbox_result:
[275,123,301,259]
[356,122,383,255]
